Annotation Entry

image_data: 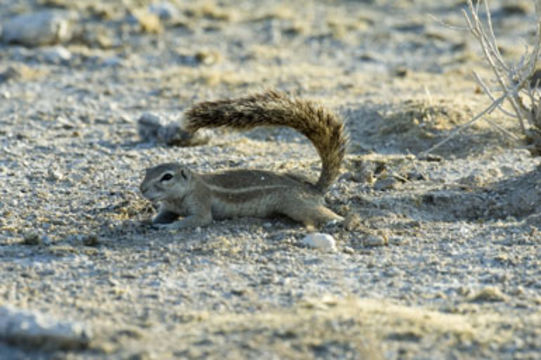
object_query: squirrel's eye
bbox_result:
[160,173,173,182]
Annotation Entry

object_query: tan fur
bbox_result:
[140,90,347,229]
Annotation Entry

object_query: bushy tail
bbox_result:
[184,90,347,192]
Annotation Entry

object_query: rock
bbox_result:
[82,234,100,247]
[373,176,398,191]
[388,236,404,245]
[0,305,91,350]
[157,122,190,144]
[47,168,63,182]
[131,9,162,34]
[392,66,409,78]
[137,113,163,142]
[469,286,508,303]
[55,115,75,130]
[342,246,354,254]
[137,113,210,147]
[363,234,387,247]
[195,50,221,65]
[23,232,42,246]
[302,233,337,252]
[406,170,426,181]
[157,122,211,146]
[149,2,179,21]
[1,11,73,46]
[40,46,71,64]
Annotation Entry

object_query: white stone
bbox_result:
[1,11,73,47]
[0,305,91,350]
[302,233,336,252]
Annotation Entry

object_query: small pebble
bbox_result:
[389,237,404,245]
[392,66,409,78]
[195,50,221,66]
[469,286,507,303]
[131,9,162,34]
[23,232,42,246]
[373,176,398,191]
[302,233,337,252]
[363,234,387,247]
[342,246,354,254]
[82,234,100,247]
[47,168,63,182]
[149,2,179,21]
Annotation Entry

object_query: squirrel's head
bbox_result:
[140,163,193,202]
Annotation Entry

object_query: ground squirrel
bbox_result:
[140,90,347,229]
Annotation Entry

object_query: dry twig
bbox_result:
[422,0,541,156]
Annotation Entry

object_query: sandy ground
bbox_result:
[1,0,541,359]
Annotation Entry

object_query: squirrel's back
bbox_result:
[184,90,347,192]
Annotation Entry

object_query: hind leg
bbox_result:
[281,202,343,230]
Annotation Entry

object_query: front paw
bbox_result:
[325,216,344,227]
